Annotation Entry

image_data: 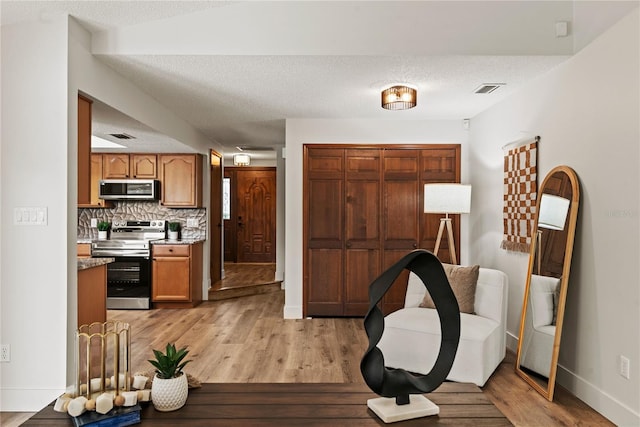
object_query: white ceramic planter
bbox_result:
[98,230,108,240]
[168,230,179,240]
[151,374,188,412]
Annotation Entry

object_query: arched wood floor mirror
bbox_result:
[515,165,580,401]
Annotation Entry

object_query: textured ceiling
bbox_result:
[2,1,637,160]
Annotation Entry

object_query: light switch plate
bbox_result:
[13,207,47,225]
[91,218,98,228]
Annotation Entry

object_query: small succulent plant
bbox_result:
[148,343,191,379]
[97,221,111,231]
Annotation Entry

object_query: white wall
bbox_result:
[468,9,639,426]
[284,119,470,318]
[0,16,221,411]
[1,17,70,411]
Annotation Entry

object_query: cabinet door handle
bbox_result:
[413,243,418,249]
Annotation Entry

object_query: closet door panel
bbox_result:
[307,249,344,316]
[344,249,380,316]
[307,179,344,249]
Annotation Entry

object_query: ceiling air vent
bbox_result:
[474,83,505,94]
[108,133,136,140]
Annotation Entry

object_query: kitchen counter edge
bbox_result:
[78,257,114,271]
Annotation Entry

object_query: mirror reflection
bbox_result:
[516,165,580,401]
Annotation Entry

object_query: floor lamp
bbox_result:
[536,193,570,274]
[424,184,472,265]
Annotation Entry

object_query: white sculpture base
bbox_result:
[367,395,439,423]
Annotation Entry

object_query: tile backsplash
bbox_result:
[78,201,207,240]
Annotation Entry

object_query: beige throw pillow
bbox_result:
[419,264,480,314]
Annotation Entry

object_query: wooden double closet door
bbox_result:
[304,144,461,317]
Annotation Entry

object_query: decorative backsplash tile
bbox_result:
[78,202,207,240]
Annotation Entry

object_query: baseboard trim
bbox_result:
[1,387,61,412]
[504,332,639,426]
[556,364,640,426]
[283,304,302,319]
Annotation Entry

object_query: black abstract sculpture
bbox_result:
[360,249,461,406]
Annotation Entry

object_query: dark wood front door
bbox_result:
[235,168,276,263]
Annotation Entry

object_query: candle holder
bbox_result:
[75,321,131,398]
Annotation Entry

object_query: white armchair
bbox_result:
[377,267,508,387]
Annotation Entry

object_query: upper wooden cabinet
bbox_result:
[159,154,203,207]
[130,154,157,179]
[77,95,92,206]
[102,153,157,179]
[86,154,113,208]
[103,153,130,179]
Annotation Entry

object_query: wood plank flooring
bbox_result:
[209,263,281,300]
[3,290,614,426]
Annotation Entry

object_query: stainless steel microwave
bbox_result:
[99,179,160,200]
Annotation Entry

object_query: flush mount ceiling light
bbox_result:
[233,153,250,166]
[381,85,417,110]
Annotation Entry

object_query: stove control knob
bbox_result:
[151,221,156,226]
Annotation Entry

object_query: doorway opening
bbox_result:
[211,166,279,300]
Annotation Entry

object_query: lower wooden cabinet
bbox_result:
[152,242,203,308]
[78,264,107,326]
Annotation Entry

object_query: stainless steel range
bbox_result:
[91,219,166,309]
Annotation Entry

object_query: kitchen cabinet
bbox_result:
[78,263,107,326]
[158,154,203,207]
[78,154,113,208]
[304,145,460,317]
[130,154,157,178]
[152,242,203,308]
[78,243,91,258]
[102,153,157,179]
[77,95,92,206]
[103,153,130,179]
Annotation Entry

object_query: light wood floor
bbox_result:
[3,291,614,426]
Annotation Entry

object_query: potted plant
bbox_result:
[167,222,180,240]
[149,343,191,412]
[97,221,110,240]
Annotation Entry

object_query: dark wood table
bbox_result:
[24,382,512,426]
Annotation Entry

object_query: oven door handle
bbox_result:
[93,250,150,258]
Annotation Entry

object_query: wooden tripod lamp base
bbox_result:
[424,183,471,266]
[433,216,457,265]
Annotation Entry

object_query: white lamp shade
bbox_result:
[424,184,472,214]
[538,194,570,230]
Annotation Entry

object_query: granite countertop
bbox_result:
[151,238,205,245]
[77,238,93,244]
[77,257,114,271]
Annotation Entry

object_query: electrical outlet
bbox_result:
[186,218,199,228]
[1,344,10,362]
[620,355,630,379]
[91,218,98,228]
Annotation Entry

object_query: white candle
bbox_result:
[96,392,114,415]
[90,378,103,392]
[121,391,138,406]
[67,396,88,417]
[132,375,148,390]
[53,395,71,412]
